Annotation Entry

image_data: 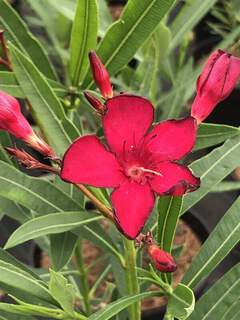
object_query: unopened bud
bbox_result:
[89,51,113,99]
[84,91,106,114]
[0,91,55,158]
[147,244,177,273]
[191,49,240,123]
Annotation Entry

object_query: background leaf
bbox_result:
[188,264,240,320]
[83,0,175,87]
[182,196,240,289]
[9,44,79,155]
[70,0,98,85]
[181,134,240,215]
[194,123,240,151]
[0,0,56,79]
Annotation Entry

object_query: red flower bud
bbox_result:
[89,51,113,99]
[0,91,55,158]
[0,90,34,139]
[191,49,240,123]
[84,91,106,114]
[147,244,177,273]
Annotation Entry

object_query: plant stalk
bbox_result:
[74,239,91,316]
[123,238,141,320]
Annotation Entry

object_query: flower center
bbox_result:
[126,165,162,184]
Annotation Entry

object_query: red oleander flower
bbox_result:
[191,49,240,123]
[147,244,177,273]
[61,94,200,239]
[0,90,55,157]
[89,51,113,100]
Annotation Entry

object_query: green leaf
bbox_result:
[170,0,218,50]
[194,123,240,151]
[0,71,24,97]
[157,196,183,253]
[83,0,175,87]
[212,181,240,192]
[0,0,56,79]
[9,43,79,156]
[49,270,75,317]
[88,291,158,320]
[182,196,240,289]
[0,198,32,223]
[98,0,112,37]
[0,302,62,318]
[50,232,78,271]
[0,248,40,280]
[167,284,195,320]
[0,261,55,304]
[0,161,81,214]
[70,0,98,85]
[74,223,124,264]
[5,211,102,249]
[181,134,240,215]
[221,300,240,320]
[188,264,240,320]
[0,71,68,98]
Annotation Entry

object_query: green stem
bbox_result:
[123,238,141,320]
[75,240,91,316]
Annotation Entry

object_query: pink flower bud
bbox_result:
[89,51,113,99]
[147,244,177,273]
[0,91,55,158]
[0,90,34,139]
[191,49,240,123]
[84,91,106,114]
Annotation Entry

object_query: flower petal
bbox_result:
[61,135,124,187]
[149,161,200,196]
[143,117,197,161]
[111,180,155,239]
[103,94,154,156]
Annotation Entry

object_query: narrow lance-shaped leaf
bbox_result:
[188,264,240,320]
[182,196,240,289]
[70,0,98,86]
[0,161,81,214]
[194,123,240,151]
[5,211,102,249]
[0,261,55,304]
[181,134,240,215]
[0,0,56,79]
[88,291,159,320]
[82,0,175,88]
[0,71,68,98]
[9,43,79,156]
[170,0,218,50]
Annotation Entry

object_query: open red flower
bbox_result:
[191,49,240,123]
[61,94,199,239]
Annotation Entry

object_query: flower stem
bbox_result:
[74,239,91,316]
[75,184,114,222]
[123,238,141,320]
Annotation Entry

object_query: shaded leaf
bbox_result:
[183,196,240,289]
[0,0,56,79]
